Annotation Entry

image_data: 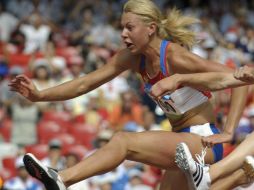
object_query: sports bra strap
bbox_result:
[139,55,146,71]
[160,40,170,76]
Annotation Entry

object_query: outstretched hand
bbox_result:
[234,65,254,83]
[201,132,233,148]
[150,74,180,98]
[8,74,40,102]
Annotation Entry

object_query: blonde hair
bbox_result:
[123,0,199,49]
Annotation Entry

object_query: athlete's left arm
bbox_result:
[169,43,248,145]
[234,65,254,83]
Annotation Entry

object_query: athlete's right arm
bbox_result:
[9,49,136,102]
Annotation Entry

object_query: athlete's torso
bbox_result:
[139,40,215,131]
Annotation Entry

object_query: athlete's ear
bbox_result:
[148,22,157,36]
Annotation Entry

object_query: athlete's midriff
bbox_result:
[171,100,216,132]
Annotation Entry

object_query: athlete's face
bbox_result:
[121,12,152,54]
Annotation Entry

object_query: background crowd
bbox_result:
[0,0,253,189]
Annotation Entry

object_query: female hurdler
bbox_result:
[9,0,248,190]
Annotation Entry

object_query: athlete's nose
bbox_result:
[121,28,128,40]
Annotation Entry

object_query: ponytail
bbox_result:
[158,8,199,49]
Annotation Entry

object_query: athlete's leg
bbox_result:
[211,169,249,190]
[159,170,189,190]
[59,131,214,187]
[175,132,254,190]
[209,132,254,182]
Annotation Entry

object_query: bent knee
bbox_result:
[110,131,129,146]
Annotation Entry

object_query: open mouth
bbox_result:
[125,42,134,49]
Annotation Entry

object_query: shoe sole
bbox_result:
[175,143,196,190]
[175,143,192,171]
[243,156,254,179]
[23,153,60,190]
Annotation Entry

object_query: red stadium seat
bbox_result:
[63,144,88,160]
[52,133,75,147]
[8,53,31,68]
[2,157,16,172]
[25,144,48,160]
[42,111,72,122]
[0,119,12,142]
[0,168,16,181]
[37,120,66,144]
[68,124,97,149]
[41,111,72,132]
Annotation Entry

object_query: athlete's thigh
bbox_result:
[124,131,214,169]
[159,170,189,190]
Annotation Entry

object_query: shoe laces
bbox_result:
[195,146,207,166]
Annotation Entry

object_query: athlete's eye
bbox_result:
[126,24,134,32]
[127,26,133,31]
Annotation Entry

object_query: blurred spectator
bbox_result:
[43,43,66,83]
[89,15,122,51]
[0,176,3,190]
[0,66,23,107]
[69,7,95,46]
[92,129,113,149]
[141,165,162,189]
[33,0,63,24]
[41,139,65,170]
[86,129,114,157]
[3,156,43,190]
[65,152,80,169]
[123,122,143,133]
[142,109,162,131]
[99,72,130,111]
[61,55,101,116]
[124,169,152,190]
[65,153,89,190]
[234,107,254,144]
[0,59,8,82]
[8,30,26,53]
[8,95,40,146]
[109,90,143,130]
[20,12,52,54]
[90,164,129,190]
[0,143,19,161]
[31,58,56,89]
[0,2,18,42]
[30,58,58,111]
[6,0,34,19]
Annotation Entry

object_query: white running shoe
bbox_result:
[23,153,67,190]
[243,156,254,180]
[175,142,211,190]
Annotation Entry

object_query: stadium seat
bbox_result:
[0,167,16,181]
[52,133,76,147]
[37,120,66,143]
[25,144,48,160]
[63,144,88,160]
[8,53,31,68]
[41,111,72,131]
[0,119,12,142]
[2,157,16,172]
[42,111,72,122]
[68,123,97,149]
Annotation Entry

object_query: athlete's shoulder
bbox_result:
[164,42,189,71]
[166,42,188,55]
[113,48,141,72]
